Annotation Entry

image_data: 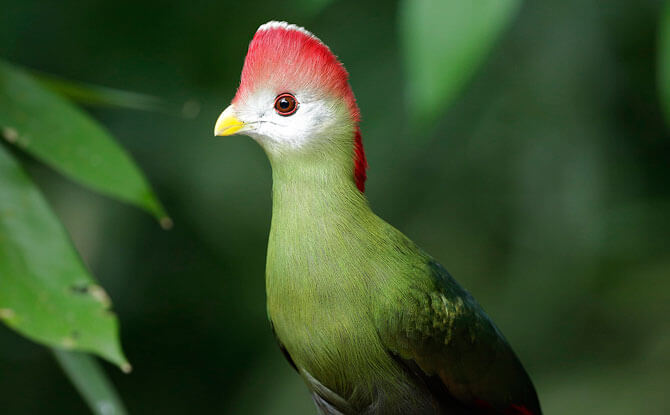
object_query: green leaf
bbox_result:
[0,144,129,369]
[54,350,128,415]
[400,0,521,125]
[0,60,170,226]
[658,0,670,125]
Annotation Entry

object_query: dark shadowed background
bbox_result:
[1,0,669,414]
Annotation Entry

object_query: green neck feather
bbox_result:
[269,147,367,210]
[264,134,380,330]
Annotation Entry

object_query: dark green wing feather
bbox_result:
[377,260,542,415]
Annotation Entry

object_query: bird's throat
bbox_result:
[267,142,369,219]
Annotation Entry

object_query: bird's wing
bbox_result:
[376,259,542,415]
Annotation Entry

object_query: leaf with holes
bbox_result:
[0,144,129,370]
[400,0,521,125]
[0,60,169,226]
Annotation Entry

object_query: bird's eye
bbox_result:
[274,93,298,116]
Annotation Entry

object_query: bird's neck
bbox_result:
[267,147,371,221]
[265,146,381,333]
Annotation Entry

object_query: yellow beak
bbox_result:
[214,105,246,136]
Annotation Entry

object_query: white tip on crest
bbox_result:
[257,21,321,42]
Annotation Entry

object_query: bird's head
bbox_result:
[214,21,367,192]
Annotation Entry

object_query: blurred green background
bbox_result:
[1,0,669,414]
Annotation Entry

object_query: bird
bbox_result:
[214,21,542,415]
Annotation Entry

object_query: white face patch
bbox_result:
[234,89,350,152]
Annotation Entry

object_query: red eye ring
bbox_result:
[274,93,299,116]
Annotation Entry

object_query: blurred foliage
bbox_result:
[1,24,170,413]
[658,0,670,124]
[400,0,521,126]
[32,70,166,113]
[1,0,669,414]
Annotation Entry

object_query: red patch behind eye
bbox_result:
[353,128,367,192]
[235,22,368,193]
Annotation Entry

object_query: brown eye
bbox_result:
[274,93,298,116]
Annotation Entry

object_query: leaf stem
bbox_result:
[53,349,129,415]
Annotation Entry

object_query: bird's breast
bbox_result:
[265,242,396,406]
